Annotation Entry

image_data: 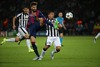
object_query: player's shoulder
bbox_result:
[16,12,23,17]
[56,17,60,20]
[62,17,64,20]
[37,10,43,14]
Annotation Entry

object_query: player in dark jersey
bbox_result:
[27,2,54,60]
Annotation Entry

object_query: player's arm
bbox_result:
[38,11,53,27]
[62,20,66,30]
[12,16,17,30]
[13,13,21,29]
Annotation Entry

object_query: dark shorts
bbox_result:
[29,22,41,38]
[59,27,64,34]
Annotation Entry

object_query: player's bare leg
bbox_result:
[0,36,19,45]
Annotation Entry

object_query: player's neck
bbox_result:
[32,11,36,16]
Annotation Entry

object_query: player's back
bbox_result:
[17,12,29,28]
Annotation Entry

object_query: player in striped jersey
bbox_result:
[39,12,62,60]
[0,6,34,52]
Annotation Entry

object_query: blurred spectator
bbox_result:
[75,20,83,35]
[3,18,9,31]
[0,0,100,35]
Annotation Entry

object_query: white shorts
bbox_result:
[46,36,61,47]
[16,27,28,39]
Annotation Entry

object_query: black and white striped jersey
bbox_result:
[46,18,59,37]
[16,12,29,28]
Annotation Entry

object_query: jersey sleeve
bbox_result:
[38,11,46,18]
[16,13,22,18]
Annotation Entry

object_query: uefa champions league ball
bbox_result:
[66,12,73,19]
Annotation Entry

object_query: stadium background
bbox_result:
[0,0,100,67]
[0,0,100,36]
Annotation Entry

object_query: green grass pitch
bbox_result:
[0,36,100,67]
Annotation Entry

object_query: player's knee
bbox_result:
[43,45,50,51]
[56,48,60,52]
[30,36,36,42]
[15,38,19,42]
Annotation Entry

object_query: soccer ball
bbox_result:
[66,12,73,19]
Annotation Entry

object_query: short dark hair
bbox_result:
[48,11,54,15]
[58,12,63,14]
[22,5,29,9]
[30,1,38,7]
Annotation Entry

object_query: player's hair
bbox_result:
[48,11,54,15]
[22,5,29,9]
[58,11,63,14]
[30,1,38,7]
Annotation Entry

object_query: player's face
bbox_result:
[48,12,54,19]
[58,13,63,17]
[31,5,37,12]
[23,8,29,14]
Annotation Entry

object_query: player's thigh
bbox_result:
[15,33,22,42]
[46,37,53,46]
[54,37,61,47]
[16,33,23,39]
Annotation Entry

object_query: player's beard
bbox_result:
[32,9,37,12]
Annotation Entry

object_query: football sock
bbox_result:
[26,39,31,49]
[18,37,26,45]
[52,49,57,54]
[95,33,100,39]
[40,49,46,57]
[31,42,40,57]
[60,37,63,45]
[20,37,25,42]
[6,38,15,42]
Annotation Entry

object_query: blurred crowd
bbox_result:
[0,0,100,35]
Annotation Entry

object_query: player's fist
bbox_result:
[39,18,44,23]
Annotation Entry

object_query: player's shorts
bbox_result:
[29,22,41,38]
[46,36,61,47]
[17,27,28,39]
[59,27,64,33]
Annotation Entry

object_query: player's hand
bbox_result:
[58,24,62,28]
[64,26,67,30]
[39,18,44,26]
[13,25,16,30]
[39,18,44,23]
